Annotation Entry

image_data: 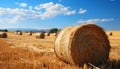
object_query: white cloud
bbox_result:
[6,16,22,23]
[0,2,76,23]
[0,7,42,23]
[79,8,87,14]
[15,2,28,7]
[0,18,2,23]
[29,6,33,10]
[35,2,76,19]
[77,18,114,24]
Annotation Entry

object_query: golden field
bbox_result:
[0,31,120,69]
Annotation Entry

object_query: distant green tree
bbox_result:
[49,28,58,33]
[4,29,8,32]
[0,29,8,32]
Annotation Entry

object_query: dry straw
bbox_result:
[54,24,111,66]
[0,39,10,51]
[0,32,7,38]
[36,32,45,39]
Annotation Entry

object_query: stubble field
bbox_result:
[0,31,120,69]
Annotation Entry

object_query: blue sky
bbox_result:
[0,0,120,30]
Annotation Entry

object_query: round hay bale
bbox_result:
[54,24,111,66]
[0,32,7,38]
[17,31,22,35]
[36,32,45,39]
[45,33,50,36]
[28,32,32,36]
[109,32,112,36]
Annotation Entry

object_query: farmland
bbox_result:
[0,31,120,69]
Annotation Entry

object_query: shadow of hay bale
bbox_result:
[101,59,120,69]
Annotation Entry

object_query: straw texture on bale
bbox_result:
[0,32,7,38]
[54,24,111,66]
[36,32,45,39]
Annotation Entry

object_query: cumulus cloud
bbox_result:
[29,6,33,10]
[79,8,87,14]
[0,2,76,23]
[6,16,22,23]
[35,2,76,19]
[15,2,28,7]
[77,18,114,24]
[0,7,42,23]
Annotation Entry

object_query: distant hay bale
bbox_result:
[17,31,22,35]
[15,31,22,35]
[54,24,111,66]
[28,32,32,36]
[0,32,7,38]
[109,32,112,36]
[36,32,45,39]
[45,33,50,36]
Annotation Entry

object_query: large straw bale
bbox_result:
[54,24,111,66]
[0,32,7,38]
[36,32,45,39]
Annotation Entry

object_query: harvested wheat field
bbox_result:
[0,31,120,69]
